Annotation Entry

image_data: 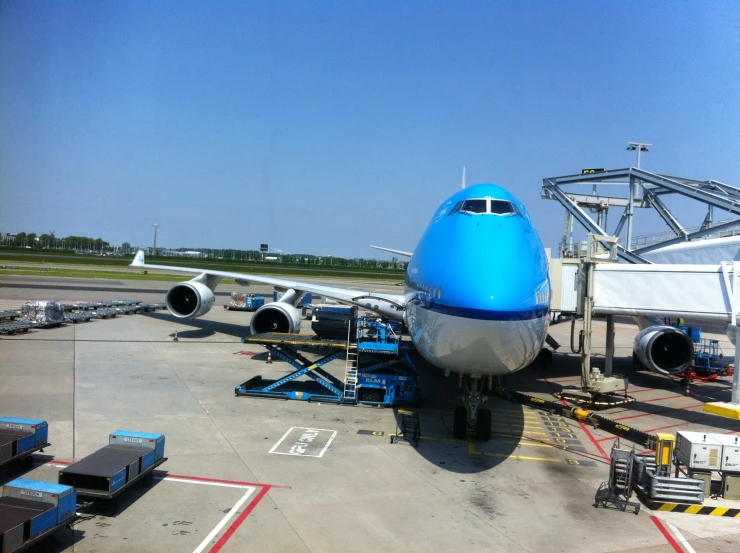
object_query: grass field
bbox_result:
[0,252,405,281]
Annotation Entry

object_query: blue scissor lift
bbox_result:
[235,315,418,406]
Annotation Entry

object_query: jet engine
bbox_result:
[166,281,215,319]
[250,302,302,334]
[633,325,694,375]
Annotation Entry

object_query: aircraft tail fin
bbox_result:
[131,250,146,267]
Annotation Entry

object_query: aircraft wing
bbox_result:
[370,245,413,257]
[130,251,406,319]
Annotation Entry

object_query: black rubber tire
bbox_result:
[104,499,119,517]
[22,454,35,468]
[143,471,154,488]
[476,408,492,441]
[453,407,467,439]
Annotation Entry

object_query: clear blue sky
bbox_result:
[1,1,739,258]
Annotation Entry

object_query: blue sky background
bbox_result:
[1,1,738,257]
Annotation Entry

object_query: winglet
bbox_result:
[131,250,146,267]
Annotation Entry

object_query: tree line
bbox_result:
[0,233,406,269]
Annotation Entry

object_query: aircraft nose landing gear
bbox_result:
[453,375,491,441]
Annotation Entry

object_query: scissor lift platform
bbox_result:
[236,330,418,406]
[241,332,349,349]
[237,334,348,402]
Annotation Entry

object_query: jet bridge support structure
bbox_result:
[541,168,740,263]
[558,235,634,407]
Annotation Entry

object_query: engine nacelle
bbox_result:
[250,303,302,334]
[633,325,694,375]
[166,281,215,319]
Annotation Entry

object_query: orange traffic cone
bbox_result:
[266,351,272,364]
[173,330,179,342]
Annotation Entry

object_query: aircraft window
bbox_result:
[490,200,516,215]
[448,201,463,216]
[461,199,487,214]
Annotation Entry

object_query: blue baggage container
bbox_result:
[110,468,127,493]
[15,433,35,455]
[2,479,76,525]
[29,507,57,538]
[0,418,48,447]
[109,431,165,471]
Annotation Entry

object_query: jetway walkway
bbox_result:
[593,262,740,325]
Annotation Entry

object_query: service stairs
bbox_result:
[343,342,359,402]
[594,443,641,513]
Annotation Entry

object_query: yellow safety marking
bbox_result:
[491,439,573,449]
[492,423,544,429]
[468,441,562,462]
[684,505,703,514]
[658,504,678,512]
[710,507,729,516]
[491,430,549,436]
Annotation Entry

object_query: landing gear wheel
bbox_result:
[453,407,467,439]
[476,408,491,441]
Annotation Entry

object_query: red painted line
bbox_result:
[645,418,711,434]
[596,436,618,443]
[208,485,272,553]
[543,377,609,461]
[649,515,684,553]
[641,394,685,403]
[625,388,657,394]
[613,404,704,421]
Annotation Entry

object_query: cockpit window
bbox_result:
[490,200,516,215]
[460,199,487,214]
[448,201,463,216]
[451,197,521,217]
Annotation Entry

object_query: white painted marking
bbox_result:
[191,487,254,553]
[269,427,338,457]
[268,426,296,454]
[154,476,254,490]
[667,522,697,553]
[317,430,338,458]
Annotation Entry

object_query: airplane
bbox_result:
[131,183,687,439]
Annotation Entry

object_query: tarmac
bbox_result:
[1,274,739,553]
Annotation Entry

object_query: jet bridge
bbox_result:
[541,168,740,264]
[571,235,740,415]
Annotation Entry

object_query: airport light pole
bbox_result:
[625,142,651,251]
[152,224,159,256]
[626,142,651,169]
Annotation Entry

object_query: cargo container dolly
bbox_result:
[0,479,78,553]
[58,431,166,516]
[0,418,51,470]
